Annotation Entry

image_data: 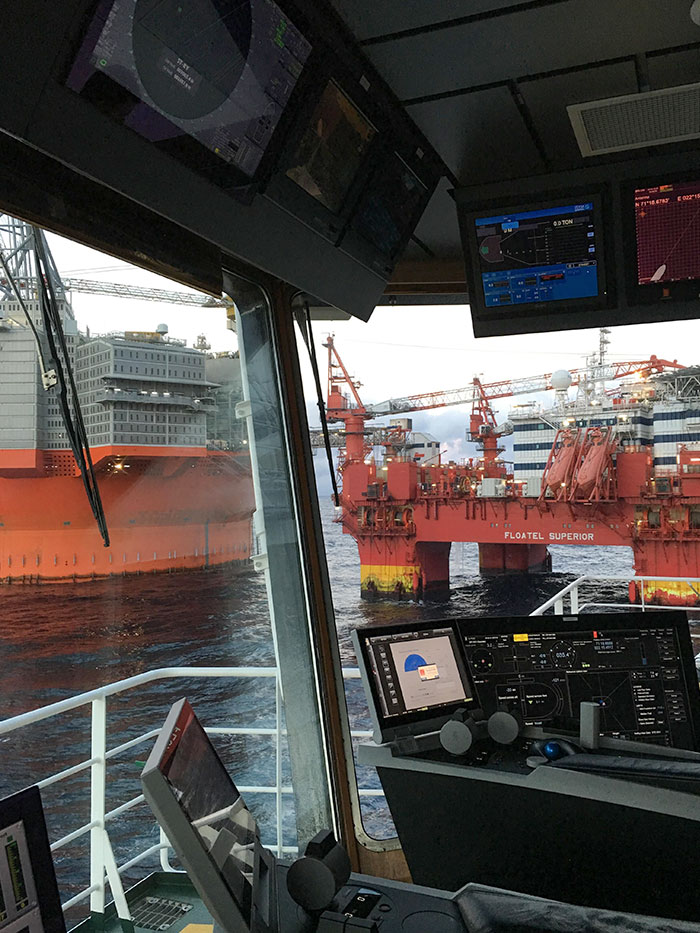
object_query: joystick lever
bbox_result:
[286,829,351,913]
[439,708,487,755]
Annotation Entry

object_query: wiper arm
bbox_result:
[32,228,110,547]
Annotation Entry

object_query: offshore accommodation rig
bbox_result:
[324,334,700,606]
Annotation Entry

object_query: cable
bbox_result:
[300,304,340,507]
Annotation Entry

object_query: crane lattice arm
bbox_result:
[366,356,684,417]
[63,277,230,308]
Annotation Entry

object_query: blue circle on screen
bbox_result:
[404,653,427,671]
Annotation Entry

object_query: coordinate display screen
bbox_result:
[461,624,696,748]
[285,80,375,213]
[364,626,473,721]
[66,0,312,179]
[634,180,700,285]
[474,201,601,309]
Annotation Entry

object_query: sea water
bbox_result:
[0,493,651,909]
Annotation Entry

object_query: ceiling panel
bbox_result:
[647,48,700,89]
[330,0,538,42]
[363,0,696,102]
[407,88,544,185]
[520,62,639,165]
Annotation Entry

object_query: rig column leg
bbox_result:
[478,543,551,575]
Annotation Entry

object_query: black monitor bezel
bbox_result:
[62,0,317,196]
[353,620,477,743]
[263,48,384,244]
[459,185,615,338]
[141,698,270,933]
[0,786,66,933]
[622,170,700,307]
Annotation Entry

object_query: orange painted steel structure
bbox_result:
[0,446,254,583]
[325,338,700,606]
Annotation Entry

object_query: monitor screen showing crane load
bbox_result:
[460,191,610,336]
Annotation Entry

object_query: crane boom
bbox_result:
[366,356,684,417]
[63,277,229,307]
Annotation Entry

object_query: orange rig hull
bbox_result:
[339,449,700,606]
[0,447,254,583]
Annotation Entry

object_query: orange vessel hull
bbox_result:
[0,448,254,583]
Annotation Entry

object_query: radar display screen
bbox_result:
[66,0,312,181]
[634,180,700,285]
[357,623,475,738]
[460,617,699,749]
[473,200,602,309]
[285,80,375,213]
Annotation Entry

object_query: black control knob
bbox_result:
[439,709,486,755]
[487,708,523,745]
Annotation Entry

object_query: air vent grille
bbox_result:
[568,83,700,156]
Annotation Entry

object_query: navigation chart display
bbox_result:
[473,200,602,309]
[462,622,696,748]
[634,180,700,285]
[66,0,312,181]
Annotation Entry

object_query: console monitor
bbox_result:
[142,698,271,933]
[0,786,66,933]
[66,0,312,187]
[457,611,700,750]
[353,622,476,743]
[459,191,611,337]
[339,148,432,275]
[625,176,700,305]
[284,80,375,214]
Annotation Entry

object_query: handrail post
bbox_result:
[89,697,107,921]
[570,581,579,614]
[275,675,283,858]
[554,597,564,614]
[641,579,645,610]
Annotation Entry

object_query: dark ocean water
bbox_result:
[0,492,674,912]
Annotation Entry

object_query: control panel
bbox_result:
[461,623,694,747]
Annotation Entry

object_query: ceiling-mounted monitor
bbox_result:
[339,144,439,277]
[65,0,312,191]
[459,189,614,337]
[264,66,379,243]
[624,175,700,306]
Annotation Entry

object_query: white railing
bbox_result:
[0,666,374,923]
[530,574,700,615]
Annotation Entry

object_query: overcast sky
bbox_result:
[46,228,699,466]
